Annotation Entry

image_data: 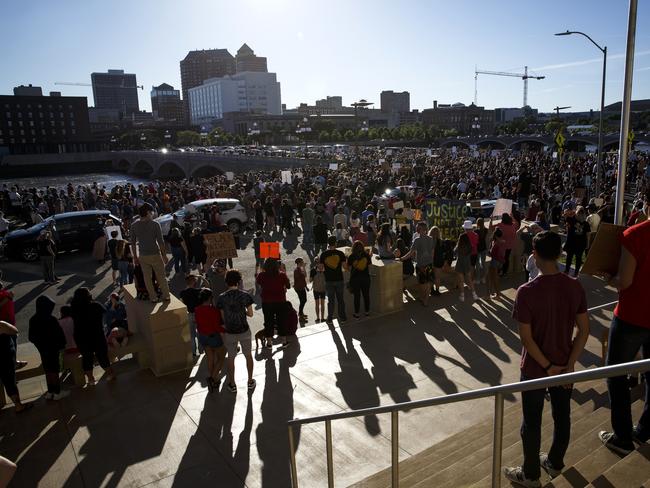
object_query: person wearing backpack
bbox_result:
[215,270,256,393]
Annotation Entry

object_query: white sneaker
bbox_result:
[472,291,479,301]
[51,390,70,401]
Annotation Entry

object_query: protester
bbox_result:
[168,227,189,275]
[320,236,348,324]
[194,288,226,392]
[130,203,171,303]
[107,230,121,285]
[0,320,31,413]
[347,241,372,318]
[293,257,308,322]
[28,296,68,400]
[505,231,589,486]
[487,228,506,299]
[38,230,57,285]
[496,213,517,277]
[400,221,435,306]
[454,232,478,302]
[309,258,327,323]
[563,206,590,277]
[180,274,206,357]
[215,269,255,393]
[599,203,650,455]
[256,258,291,348]
[71,287,116,384]
[474,218,489,284]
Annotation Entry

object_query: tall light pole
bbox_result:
[555,30,607,197]
[351,99,373,155]
[296,117,311,158]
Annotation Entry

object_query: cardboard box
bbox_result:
[581,223,625,276]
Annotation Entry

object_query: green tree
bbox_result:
[367,127,379,140]
[443,128,459,137]
[318,130,330,143]
[343,129,355,141]
[176,130,202,147]
[330,129,342,142]
[544,120,564,135]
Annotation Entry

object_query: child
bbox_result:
[488,228,506,299]
[309,258,327,323]
[28,295,68,400]
[59,305,77,354]
[194,288,226,392]
[293,258,308,322]
[253,230,264,274]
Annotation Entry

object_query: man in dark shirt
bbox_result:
[320,236,347,324]
[518,169,532,212]
[505,231,589,487]
[313,215,329,255]
[107,230,120,285]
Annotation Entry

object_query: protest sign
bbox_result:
[413,209,422,221]
[393,200,404,210]
[259,241,280,259]
[580,223,625,276]
[281,170,292,184]
[386,149,393,156]
[424,199,471,240]
[329,163,338,171]
[225,171,234,181]
[392,162,401,172]
[105,225,123,240]
[491,198,513,218]
[204,232,238,261]
[426,149,432,156]
[451,146,457,153]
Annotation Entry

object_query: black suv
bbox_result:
[1,210,122,261]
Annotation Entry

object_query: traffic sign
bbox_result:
[555,130,566,148]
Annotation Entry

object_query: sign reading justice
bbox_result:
[425,199,471,240]
[204,232,238,261]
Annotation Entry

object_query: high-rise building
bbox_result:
[0,88,92,154]
[188,72,282,126]
[180,49,236,121]
[235,43,268,73]
[150,83,183,124]
[380,90,410,114]
[315,96,343,110]
[90,69,140,117]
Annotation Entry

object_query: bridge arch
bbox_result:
[117,159,131,171]
[509,139,545,151]
[477,139,506,149]
[191,164,223,178]
[441,140,470,149]
[157,161,187,179]
[132,159,154,176]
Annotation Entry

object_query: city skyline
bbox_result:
[1,0,650,114]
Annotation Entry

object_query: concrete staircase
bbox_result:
[349,380,649,488]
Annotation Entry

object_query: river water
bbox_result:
[0,172,151,192]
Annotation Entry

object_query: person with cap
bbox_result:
[205,259,228,306]
[462,219,479,285]
[454,230,478,302]
[130,203,170,303]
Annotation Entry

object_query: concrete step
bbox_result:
[470,399,614,487]
[425,400,603,488]
[348,380,606,488]
[586,443,650,487]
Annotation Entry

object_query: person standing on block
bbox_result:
[320,236,347,324]
[130,203,171,303]
[598,206,650,456]
[505,231,589,487]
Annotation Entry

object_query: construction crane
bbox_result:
[554,105,571,116]
[54,82,144,90]
[474,66,545,108]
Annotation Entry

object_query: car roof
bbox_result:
[53,210,112,219]
[188,198,240,206]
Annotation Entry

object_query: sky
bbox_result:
[1,0,649,114]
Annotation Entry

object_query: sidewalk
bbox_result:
[0,274,617,487]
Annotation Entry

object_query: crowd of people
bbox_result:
[1,143,649,487]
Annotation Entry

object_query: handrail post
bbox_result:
[326,419,334,488]
[391,410,399,487]
[491,393,505,488]
[288,424,299,488]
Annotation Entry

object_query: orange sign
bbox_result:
[259,242,280,259]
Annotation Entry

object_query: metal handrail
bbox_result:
[286,301,649,488]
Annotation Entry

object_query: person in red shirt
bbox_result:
[598,207,650,455]
[463,220,479,283]
[256,258,291,348]
[0,279,26,369]
[193,288,226,392]
[505,231,589,486]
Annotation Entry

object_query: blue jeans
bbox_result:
[325,281,347,322]
[188,313,203,356]
[606,316,650,444]
[303,224,313,244]
[171,246,188,274]
[520,374,572,480]
[118,261,130,286]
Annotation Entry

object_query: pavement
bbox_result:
[0,227,619,488]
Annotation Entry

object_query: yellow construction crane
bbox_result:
[474,66,545,108]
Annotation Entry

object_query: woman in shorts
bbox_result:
[309,258,327,323]
[194,288,226,392]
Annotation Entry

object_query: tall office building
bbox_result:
[151,83,183,124]
[188,72,281,126]
[235,44,268,73]
[380,90,410,114]
[180,49,236,121]
[91,69,140,117]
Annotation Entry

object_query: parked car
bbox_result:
[155,198,248,235]
[1,210,122,262]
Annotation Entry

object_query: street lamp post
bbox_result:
[164,130,172,148]
[555,30,607,197]
[471,116,481,136]
[351,99,373,156]
[296,117,311,158]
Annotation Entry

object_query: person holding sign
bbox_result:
[400,222,435,306]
